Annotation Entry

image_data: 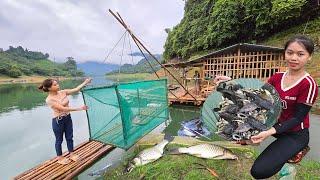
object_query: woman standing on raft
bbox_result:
[215,35,318,179]
[38,78,91,165]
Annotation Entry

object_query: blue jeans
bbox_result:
[52,114,74,156]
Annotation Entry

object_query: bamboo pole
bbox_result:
[108,10,198,103]
[38,142,104,180]
[32,142,101,180]
[48,143,105,180]
[15,141,89,179]
[62,145,114,180]
[16,141,92,180]
[33,141,102,180]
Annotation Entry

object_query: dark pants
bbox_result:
[251,129,309,179]
[52,114,74,156]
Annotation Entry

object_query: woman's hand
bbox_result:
[213,75,232,85]
[64,78,92,95]
[84,78,92,86]
[251,127,276,144]
[79,105,88,111]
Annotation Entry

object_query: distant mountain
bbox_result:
[107,54,162,74]
[78,61,119,76]
[0,46,84,77]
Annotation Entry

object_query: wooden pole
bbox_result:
[108,9,198,103]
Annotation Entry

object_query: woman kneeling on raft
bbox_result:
[39,78,91,165]
[214,35,318,179]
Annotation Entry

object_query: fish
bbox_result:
[234,122,252,133]
[88,163,112,177]
[169,144,238,160]
[218,112,239,122]
[243,90,274,111]
[125,134,174,173]
[246,116,268,131]
[239,102,258,113]
[178,118,211,139]
[224,104,239,114]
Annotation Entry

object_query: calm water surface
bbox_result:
[0,77,319,179]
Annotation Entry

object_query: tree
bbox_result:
[64,57,77,70]
[8,65,22,78]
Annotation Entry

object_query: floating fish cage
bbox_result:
[81,79,169,149]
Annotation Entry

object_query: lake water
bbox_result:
[0,77,319,179]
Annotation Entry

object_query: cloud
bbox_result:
[0,0,184,64]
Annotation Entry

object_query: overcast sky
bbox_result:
[0,0,185,64]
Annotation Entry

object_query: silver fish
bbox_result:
[125,134,173,173]
[88,163,112,177]
[169,144,238,160]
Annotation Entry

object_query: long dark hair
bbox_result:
[38,79,54,92]
[284,35,314,55]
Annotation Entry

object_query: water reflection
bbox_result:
[0,80,84,114]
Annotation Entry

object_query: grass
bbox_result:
[102,143,320,180]
[103,144,257,180]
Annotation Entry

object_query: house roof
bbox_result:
[163,43,284,67]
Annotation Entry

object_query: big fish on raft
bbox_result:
[169,143,238,160]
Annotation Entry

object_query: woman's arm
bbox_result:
[273,103,311,134]
[251,103,311,144]
[64,78,92,95]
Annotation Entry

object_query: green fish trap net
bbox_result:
[81,79,169,149]
[201,78,282,140]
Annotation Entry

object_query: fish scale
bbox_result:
[125,135,173,173]
[175,144,238,160]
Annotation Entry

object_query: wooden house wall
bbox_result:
[203,50,285,80]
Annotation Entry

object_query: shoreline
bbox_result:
[0,76,84,85]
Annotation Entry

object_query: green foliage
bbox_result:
[7,65,22,78]
[270,0,307,24]
[6,46,49,60]
[0,46,84,77]
[163,0,318,60]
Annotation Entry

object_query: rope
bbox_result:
[128,32,137,79]
[118,31,128,82]
[102,30,127,64]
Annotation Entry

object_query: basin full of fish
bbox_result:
[214,81,276,141]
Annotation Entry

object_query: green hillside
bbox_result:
[0,46,84,78]
[164,0,320,61]
[262,17,320,77]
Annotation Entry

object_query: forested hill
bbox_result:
[0,46,84,78]
[163,0,320,61]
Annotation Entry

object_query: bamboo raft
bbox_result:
[14,141,114,180]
